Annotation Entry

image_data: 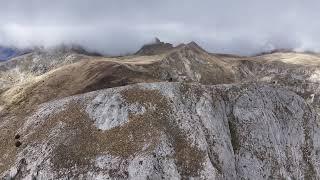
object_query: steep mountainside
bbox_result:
[233,52,320,114]
[0,42,235,112]
[1,83,319,179]
[1,41,320,179]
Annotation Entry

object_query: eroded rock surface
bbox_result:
[1,82,319,179]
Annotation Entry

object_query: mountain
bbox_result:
[1,41,320,179]
[135,38,174,55]
[0,47,15,61]
[0,46,29,61]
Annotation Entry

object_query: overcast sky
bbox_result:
[0,0,319,55]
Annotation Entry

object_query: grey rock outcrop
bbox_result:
[1,82,319,179]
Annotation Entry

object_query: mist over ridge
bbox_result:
[1,0,320,55]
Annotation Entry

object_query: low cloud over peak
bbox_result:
[1,0,319,55]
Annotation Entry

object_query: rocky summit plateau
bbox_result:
[1,40,320,179]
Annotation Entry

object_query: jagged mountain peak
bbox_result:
[135,38,174,55]
[167,41,208,56]
[187,41,204,50]
[154,37,161,44]
[184,41,207,53]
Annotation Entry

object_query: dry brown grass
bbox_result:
[1,59,160,114]
[0,45,238,115]
[254,52,320,66]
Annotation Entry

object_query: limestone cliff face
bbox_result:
[1,82,319,179]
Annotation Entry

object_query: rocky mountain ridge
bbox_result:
[135,38,174,56]
[1,40,320,179]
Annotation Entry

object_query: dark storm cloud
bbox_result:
[0,0,319,55]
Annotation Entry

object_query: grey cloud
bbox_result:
[0,0,319,55]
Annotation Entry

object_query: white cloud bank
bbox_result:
[1,0,320,55]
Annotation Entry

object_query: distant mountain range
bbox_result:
[0,47,17,61]
[0,46,31,61]
[0,44,104,61]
